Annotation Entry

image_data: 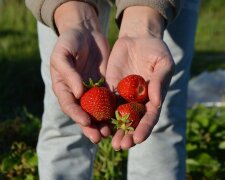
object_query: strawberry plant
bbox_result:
[94,138,127,180]
[0,108,40,154]
[0,142,38,180]
[0,108,40,179]
[186,105,225,179]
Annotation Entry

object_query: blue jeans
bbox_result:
[37,0,200,179]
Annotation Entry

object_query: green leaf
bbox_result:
[219,141,225,149]
[115,111,121,120]
[121,114,129,122]
[125,119,131,124]
[22,151,38,167]
[111,119,117,125]
[186,158,199,166]
[186,143,197,151]
[197,153,214,165]
[200,118,210,128]
[1,157,15,172]
[209,123,218,133]
[215,131,225,138]
[126,127,134,132]
[121,124,126,130]
[97,77,105,86]
[25,174,35,180]
[186,162,197,173]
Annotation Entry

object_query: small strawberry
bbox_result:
[80,78,116,122]
[112,102,146,132]
[117,74,148,103]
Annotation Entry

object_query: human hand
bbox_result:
[50,2,110,143]
[106,6,175,150]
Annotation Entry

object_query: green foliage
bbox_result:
[0,109,40,179]
[195,0,225,52]
[186,105,225,179]
[0,0,43,117]
[0,142,38,180]
[192,0,225,76]
[1,106,225,179]
[94,138,127,180]
[0,108,41,154]
[0,0,38,60]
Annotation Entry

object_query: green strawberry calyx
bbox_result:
[83,77,104,89]
[111,111,134,133]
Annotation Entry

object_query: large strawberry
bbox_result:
[112,102,146,132]
[117,74,148,103]
[80,78,116,122]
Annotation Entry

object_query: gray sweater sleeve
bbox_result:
[25,0,98,31]
[25,0,181,31]
[116,0,182,25]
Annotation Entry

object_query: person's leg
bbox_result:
[127,0,200,179]
[37,1,111,180]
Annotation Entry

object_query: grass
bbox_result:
[0,0,43,118]
[0,0,225,179]
[192,0,225,75]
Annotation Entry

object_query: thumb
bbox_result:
[51,51,84,99]
[148,57,175,108]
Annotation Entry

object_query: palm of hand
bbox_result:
[51,29,109,83]
[50,29,111,143]
[106,35,175,150]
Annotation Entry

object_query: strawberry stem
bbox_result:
[111,111,134,134]
[83,77,105,88]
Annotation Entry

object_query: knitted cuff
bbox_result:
[26,0,98,32]
[115,0,182,27]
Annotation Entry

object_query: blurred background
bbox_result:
[0,0,225,179]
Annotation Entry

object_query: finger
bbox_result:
[97,122,111,138]
[148,57,174,108]
[133,102,159,144]
[121,132,135,150]
[92,32,110,77]
[51,50,84,99]
[80,124,102,144]
[51,70,91,126]
[111,129,125,151]
[105,39,129,91]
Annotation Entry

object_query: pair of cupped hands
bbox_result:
[50,2,175,150]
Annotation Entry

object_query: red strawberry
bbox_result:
[80,78,116,122]
[117,74,148,103]
[112,102,146,132]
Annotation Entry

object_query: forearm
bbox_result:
[54,1,100,34]
[119,6,165,39]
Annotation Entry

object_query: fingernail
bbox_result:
[133,136,140,144]
[90,137,96,144]
[81,118,91,126]
[157,101,162,109]
[114,149,120,151]
[158,93,163,108]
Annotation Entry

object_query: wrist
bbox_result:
[54,1,100,34]
[119,6,165,39]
